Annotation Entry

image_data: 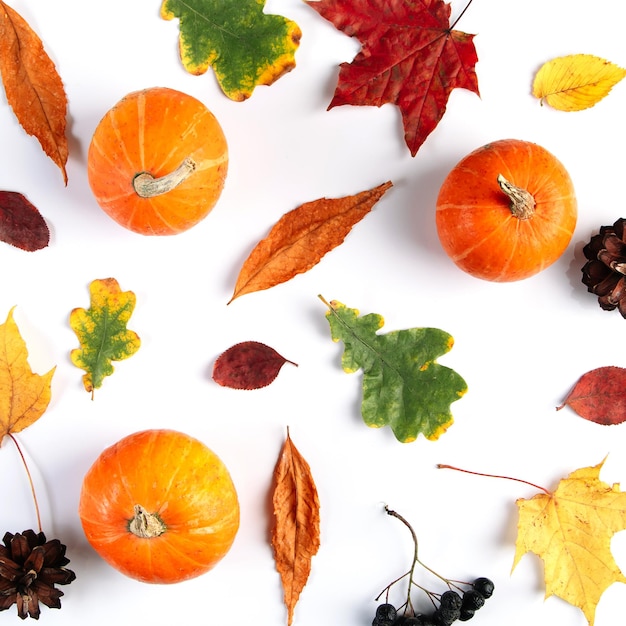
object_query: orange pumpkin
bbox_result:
[87,87,228,235]
[435,139,577,281]
[78,429,239,584]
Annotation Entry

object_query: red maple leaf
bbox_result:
[307,0,479,156]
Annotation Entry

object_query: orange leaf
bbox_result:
[0,308,55,442]
[0,1,68,183]
[229,181,393,302]
[271,430,320,626]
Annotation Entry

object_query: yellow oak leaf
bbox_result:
[533,54,626,111]
[0,308,55,441]
[513,460,626,625]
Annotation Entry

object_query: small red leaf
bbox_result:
[0,191,49,251]
[557,366,626,425]
[213,341,297,390]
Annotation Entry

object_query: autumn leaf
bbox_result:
[69,278,140,398]
[0,1,68,183]
[321,297,467,443]
[513,460,626,626]
[0,308,55,441]
[0,191,49,251]
[213,341,297,390]
[160,0,301,101]
[229,182,392,302]
[533,54,626,112]
[306,0,479,156]
[557,366,626,425]
[271,429,320,626]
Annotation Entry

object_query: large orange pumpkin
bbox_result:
[78,429,239,584]
[435,139,577,281]
[87,87,228,236]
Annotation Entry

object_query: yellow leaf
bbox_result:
[533,54,626,111]
[0,308,55,441]
[513,460,626,625]
[70,278,140,398]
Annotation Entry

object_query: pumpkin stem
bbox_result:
[133,157,196,198]
[497,174,535,220]
[129,505,166,539]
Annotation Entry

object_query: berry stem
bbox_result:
[383,506,453,611]
[9,434,43,533]
[437,463,551,494]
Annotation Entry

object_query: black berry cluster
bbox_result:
[372,508,495,626]
[372,577,494,625]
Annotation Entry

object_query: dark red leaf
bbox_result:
[212,341,297,390]
[306,0,479,156]
[557,366,626,425]
[0,191,49,251]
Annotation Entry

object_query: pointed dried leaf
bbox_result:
[271,431,320,626]
[0,308,55,441]
[69,278,140,397]
[306,0,479,156]
[229,182,392,302]
[557,366,626,424]
[0,191,49,251]
[533,54,626,112]
[160,0,301,101]
[0,1,68,183]
[514,460,626,626]
[213,341,297,390]
[322,297,467,443]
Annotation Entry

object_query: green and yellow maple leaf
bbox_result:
[0,308,55,441]
[321,297,467,443]
[69,278,140,398]
[160,0,301,101]
[513,460,626,626]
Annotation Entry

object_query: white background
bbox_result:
[1,1,626,625]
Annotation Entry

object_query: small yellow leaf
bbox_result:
[0,308,55,441]
[533,54,626,111]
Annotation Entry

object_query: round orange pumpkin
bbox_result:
[87,87,228,236]
[435,139,577,281]
[78,429,239,584]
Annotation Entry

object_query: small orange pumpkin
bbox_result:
[87,87,228,235]
[78,429,239,584]
[435,139,577,281]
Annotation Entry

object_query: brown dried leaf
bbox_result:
[229,181,393,302]
[271,430,320,626]
[0,1,68,183]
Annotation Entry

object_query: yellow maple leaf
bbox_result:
[513,460,626,625]
[0,308,55,441]
[533,54,626,111]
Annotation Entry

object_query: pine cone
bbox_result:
[582,217,626,317]
[0,530,76,620]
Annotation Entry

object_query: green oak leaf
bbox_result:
[321,297,467,443]
[70,278,141,399]
[160,0,302,101]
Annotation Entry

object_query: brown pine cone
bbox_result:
[0,530,76,620]
[582,217,626,317]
